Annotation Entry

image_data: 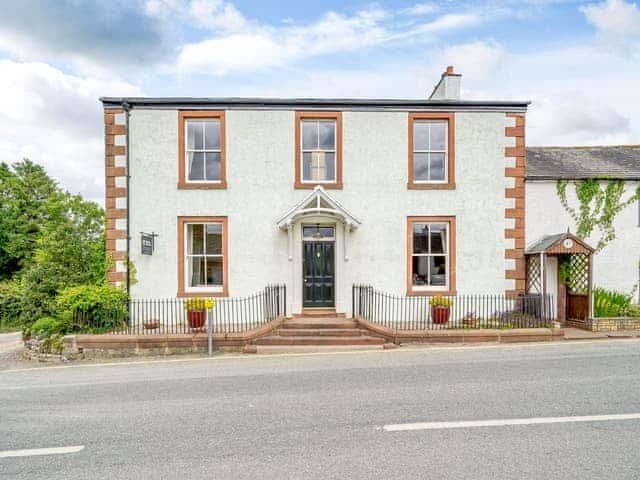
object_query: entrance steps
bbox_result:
[244,316,396,354]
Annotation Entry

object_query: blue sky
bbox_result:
[0,0,638,204]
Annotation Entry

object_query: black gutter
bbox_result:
[526,176,640,181]
[123,101,131,298]
[100,97,530,111]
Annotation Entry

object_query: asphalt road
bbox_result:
[2,340,640,479]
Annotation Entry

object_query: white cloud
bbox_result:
[528,94,634,145]
[580,0,640,55]
[175,8,483,74]
[402,3,439,16]
[0,60,143,204]
[442,41,505,80]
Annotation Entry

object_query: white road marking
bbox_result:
[0,445,84,458]
[384,413,640,432]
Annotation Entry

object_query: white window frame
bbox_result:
[300,119,337,184]
[411,222,449,291]
[184,119,222,184]
[184,222,224,293]
[413,120,448,184]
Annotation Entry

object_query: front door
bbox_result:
[303,226,335,308]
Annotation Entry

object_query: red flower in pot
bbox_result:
[430,296,452,324]
[184,298,215,329]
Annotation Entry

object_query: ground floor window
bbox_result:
[177,216,228,297]
[407,216,456,295]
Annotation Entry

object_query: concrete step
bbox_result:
[283,319,358,329]
[278,328,364,337]
[292,311,345,318]
[248,344,386,354]
[253,335,386,346]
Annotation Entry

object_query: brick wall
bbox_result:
[104,108,127,286]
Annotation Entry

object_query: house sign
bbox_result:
[141,232,158,255]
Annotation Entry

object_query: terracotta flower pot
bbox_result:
[431,305,450,324]
[187,310,206,329]
[143,320,159,330]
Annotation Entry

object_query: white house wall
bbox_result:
[128,108,517,313]
[526,180,640,295]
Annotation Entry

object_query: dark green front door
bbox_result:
[303,241,335,308]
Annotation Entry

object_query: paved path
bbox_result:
[2,340,640,479]
[0,332,23,370]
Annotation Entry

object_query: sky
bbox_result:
[0,0,639,205]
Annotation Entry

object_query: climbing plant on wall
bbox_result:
[556,179,640,251]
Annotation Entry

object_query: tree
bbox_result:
[0,160,58,280]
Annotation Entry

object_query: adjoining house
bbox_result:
[101,66,529,318]
[525,146,640,321]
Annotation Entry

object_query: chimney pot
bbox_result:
[446,65,454,75]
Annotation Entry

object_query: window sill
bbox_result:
[177,288,228,298]
[406,289,457,297]
[177,181,227,190]
[294,180,343,190]
[407,182,456,190]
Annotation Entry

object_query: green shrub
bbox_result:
[593,287,632,317]
[57,285,128,333]
[31,316,67,338]
[625,304,640,318]
[0,280,24,330]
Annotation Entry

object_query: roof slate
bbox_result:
[526,146,640,180]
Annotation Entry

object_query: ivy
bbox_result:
[556,179,640,251]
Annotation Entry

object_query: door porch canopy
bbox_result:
[276,186,361,261]
[525,231,595,319]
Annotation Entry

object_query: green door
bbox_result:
[303,241,335,308]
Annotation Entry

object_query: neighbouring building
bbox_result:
[525,146,640,315]
[102,66,530,316]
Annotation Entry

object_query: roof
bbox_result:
[526,146,640,180]
[100,97,529,112]
[525,232,594,255]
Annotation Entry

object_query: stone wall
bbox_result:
[589,317,640,332]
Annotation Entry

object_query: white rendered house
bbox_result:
[102,67,529,316]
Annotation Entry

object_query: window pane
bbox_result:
[413,153,429,181]
[318,121,335,149]
[205,223,222,255]
[430,153,446,181]
[302,152,312,180]
[302,121,318,149]
[186,121,204,150]
[429,224,447,254]
[204,120,220,150]
[413,224,429,254]
[412,256,429,286]
[430,256,447,286]
[319,226,334,237]
[413,122,429,150]
[188,152,205,180]
[205,152,221,181]
[323,152,335,181]
[429,122,447,150]
[206,257,223,286]
[188,224,204,254]
[189,256,206,287]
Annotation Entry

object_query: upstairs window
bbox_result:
[178,111,226,189]
[295,112,342,189]
[408,113,455,189]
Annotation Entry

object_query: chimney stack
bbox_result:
[429,66,461,101]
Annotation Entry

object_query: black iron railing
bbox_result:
[352,284,554,330]
[72,284,286,335]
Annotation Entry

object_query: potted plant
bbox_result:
[184,298,215,329]
[430,296,452,324]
